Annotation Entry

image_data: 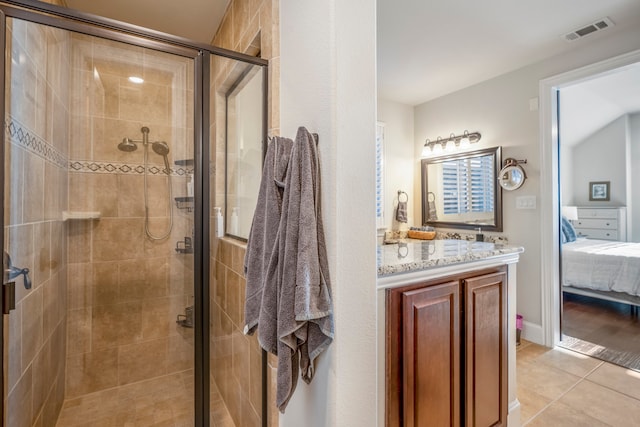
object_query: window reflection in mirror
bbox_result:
[225,65,265,240]
[421,147,502,231]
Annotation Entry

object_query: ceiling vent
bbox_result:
[563,17,615,42]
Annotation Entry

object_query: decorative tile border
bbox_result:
[6,116,193,176]
[68,160,193,177]
[5,117,68,169]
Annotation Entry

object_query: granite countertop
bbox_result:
[377,239,524,277]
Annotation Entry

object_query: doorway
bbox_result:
[556,63,640,369]
[1,1,267,426]
[540,48,640,357]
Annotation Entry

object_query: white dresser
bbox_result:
[573,207,627,241]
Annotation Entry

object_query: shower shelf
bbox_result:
[175,197,194,212]
[174,159,194,167]
[62,211,101,221]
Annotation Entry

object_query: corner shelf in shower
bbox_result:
[62,211,101,221]
[175,197,194,212]
[174,159,194,167]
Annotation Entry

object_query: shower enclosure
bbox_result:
[0,1,267,426]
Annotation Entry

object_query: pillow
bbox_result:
[561,216,577,243]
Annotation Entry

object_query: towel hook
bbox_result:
[397,190,408,203]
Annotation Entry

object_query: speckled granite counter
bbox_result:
[377,239,524,277]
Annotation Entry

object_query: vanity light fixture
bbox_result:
[421,130,481,156]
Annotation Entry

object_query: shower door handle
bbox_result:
[3,281,15,314]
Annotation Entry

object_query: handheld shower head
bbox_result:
[151,141,171,174]
[118,138,138,152]
[152,141,170,156]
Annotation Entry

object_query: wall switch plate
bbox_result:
[516,195,536,209]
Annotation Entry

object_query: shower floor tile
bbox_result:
[55,371,235,427]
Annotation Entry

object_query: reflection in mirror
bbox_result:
[421,147,502,231]
[225,65,265,240]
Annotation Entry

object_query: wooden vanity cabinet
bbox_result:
[386,266,508,427]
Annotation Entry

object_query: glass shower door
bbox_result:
[2,14,197,426]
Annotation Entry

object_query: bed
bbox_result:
[562,237,640,307]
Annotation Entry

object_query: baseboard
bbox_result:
[508,398,521,427]
[521,321,544,345]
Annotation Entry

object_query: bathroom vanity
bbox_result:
[377,239,523,427]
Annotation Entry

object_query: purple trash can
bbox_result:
[516,314,523,345]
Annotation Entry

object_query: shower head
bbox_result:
[152,141,170,156]
[118,138,138,152]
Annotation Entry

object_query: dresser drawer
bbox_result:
[574,218,617,230]
[577,208,619,219]
[575,228,618,240]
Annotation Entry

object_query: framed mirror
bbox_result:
[421,146,502,231]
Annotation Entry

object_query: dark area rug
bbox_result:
[559,335,640,372]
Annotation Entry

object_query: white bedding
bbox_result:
[562,238,640,297]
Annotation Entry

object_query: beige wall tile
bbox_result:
[226,270,242,327]
[91,301,142,349]
[118,338,168,385]
[67,220,93,264]
[117,174,145,217]
[67,263,93,310]
[249,336,262,415]
[5,144,24,226]
[141,297,171,339]
[67,308,91,355]
[42,273,61,340]
[7,364,33,427]
[92,218,144,261]
[92,261,119,306]
[167,333,194,373]
[34,221,52,287]
[66,348,118,398]
[32,337,53,420]
[22,287,44,367]
[7,303,22,392]
[23,153,45,224]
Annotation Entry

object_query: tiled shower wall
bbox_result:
[210,0,280,425]
[4,18,70,427]
[64,34,196,400]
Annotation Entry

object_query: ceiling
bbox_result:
[377,0,640,106]
[63,0,640,145]
[64,0,229,44]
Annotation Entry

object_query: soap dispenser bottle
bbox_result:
[475,227,484,242]
[230,207,239,235]
[215,207,224,237]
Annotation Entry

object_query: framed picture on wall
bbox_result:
[589,181,610,201]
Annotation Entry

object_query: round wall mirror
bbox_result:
[498,158,527,191]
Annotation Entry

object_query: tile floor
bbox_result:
[53,341,640,426]
[55,370,236,427]
[518,339,640,426]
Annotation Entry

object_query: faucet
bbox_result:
[3,250,31,289]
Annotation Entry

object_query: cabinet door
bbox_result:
[402,281,460,427]
[464,271,508,427]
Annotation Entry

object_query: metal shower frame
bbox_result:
[0,1,269,426]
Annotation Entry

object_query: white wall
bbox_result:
[377,99,415,231]
[631,112,640,241]
[412,27,640,337]
[279,0,377,426]
[568,115,628,206]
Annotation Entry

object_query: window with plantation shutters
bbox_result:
[442,155,494,215]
